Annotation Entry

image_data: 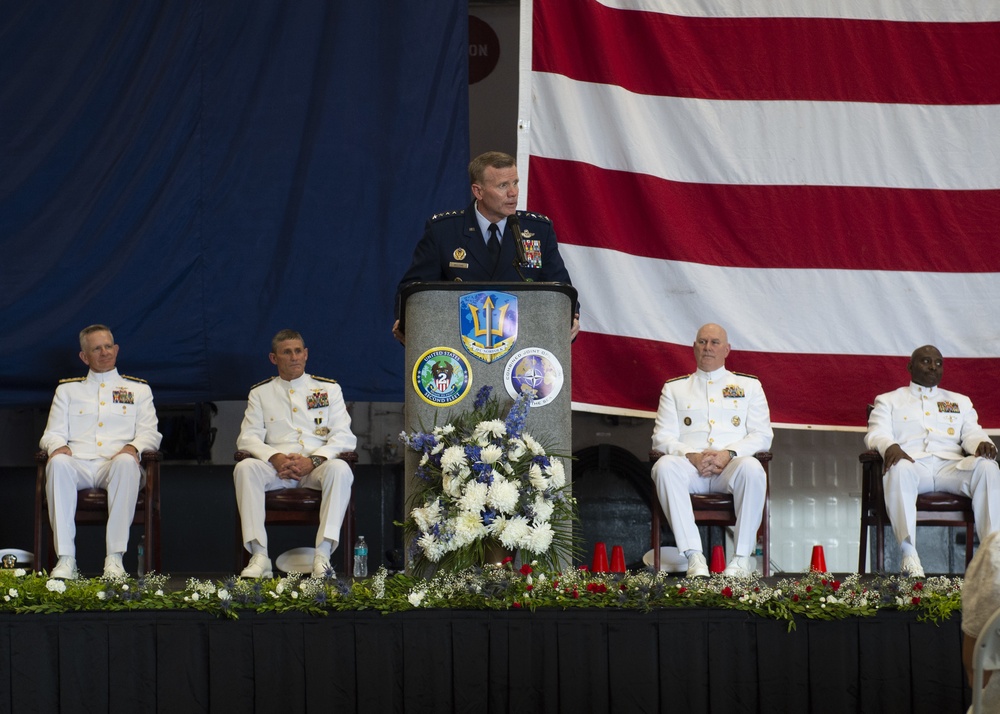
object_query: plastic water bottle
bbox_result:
[137,535,146,577]
[353,536,368,578]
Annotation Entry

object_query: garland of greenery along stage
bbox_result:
[0,562,961,630]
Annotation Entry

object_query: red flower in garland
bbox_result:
[677,587,687,595]
[525,584,533,592]
[502,556,514,565]
[911,596,921,605]
[520,564,533,576]
[572,589,580,599]
[792,595,800,602]
[513,601,522,609]
[913,582,924,591]
[721,587,733,598]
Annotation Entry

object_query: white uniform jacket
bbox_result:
[39,368,161,458]
[651,367,773,457]
[236,374,357,461]
[866,383,991,462]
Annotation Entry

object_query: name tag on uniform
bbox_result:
[449,261,469,269]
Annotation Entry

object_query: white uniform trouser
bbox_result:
[652,454,766,556]
[234,457,353,553]
[883,454,1000,546]
[45,453,143,557]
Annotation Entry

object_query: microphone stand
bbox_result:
[508,214,532,282]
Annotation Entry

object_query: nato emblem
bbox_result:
[459,291,518,363]
[503,347,564,407]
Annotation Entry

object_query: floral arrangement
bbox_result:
[0,564,963,627]
[399,386,578,575]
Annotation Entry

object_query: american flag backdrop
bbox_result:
[517,0,1000,428]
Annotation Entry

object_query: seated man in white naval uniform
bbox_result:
[39,324,162,579]
[234,329,357,579]
[651,323,773,578]
[865,344,999,578]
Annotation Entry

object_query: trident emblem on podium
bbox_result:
[459,291,518,363]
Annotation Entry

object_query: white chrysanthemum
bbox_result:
[452,511,488,548]
[440,445,468,475]
[522,433,545,455]
[498,515,531,550]
[547,459,566,488]
[418,533,446,561]
[507,439,526,461]
[458,481,488,514]
[411,499,441,532]
[431,441,444,455]
[442,473,463,498]
[527,522,554,553]
[419,453,429,466]
[479,443,503,465]
[488,476,520,514]
[533,495,554,523]
[433,424,456,436]
[529,463,547,490]
[472,419,505,444]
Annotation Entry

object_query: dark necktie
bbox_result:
[487,223,501,264]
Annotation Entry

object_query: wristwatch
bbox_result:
[727,450,737,460]
[310,455,325,469]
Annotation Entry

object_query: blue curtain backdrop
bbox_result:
[0,1,470,406]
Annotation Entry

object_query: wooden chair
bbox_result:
[858,448,974,574]
[649,450,772,576]
[233,450,358,575]
[33,450,162,573]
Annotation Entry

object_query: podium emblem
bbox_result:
[503,347,563,407]
[413,347,473,406]
[459,291,518,363]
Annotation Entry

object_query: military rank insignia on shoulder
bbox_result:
[665,374,691,384]
[58,376,87,384]
[122,374,148,384]
[250,376,277,390]
[430,209,463,222]
[311,375,339,384]
[732,371,760,381]
[517,210,552,224]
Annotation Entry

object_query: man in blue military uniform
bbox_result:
[393,150,578,342]
[651,323,773,578]
[39,324,161,579]
[866,344,999,578]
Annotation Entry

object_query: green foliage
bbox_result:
[0,566,963,627]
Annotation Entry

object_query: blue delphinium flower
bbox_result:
[474,385,493,410]
[504,394,532,438]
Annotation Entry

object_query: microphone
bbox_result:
[507,214,532,282]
